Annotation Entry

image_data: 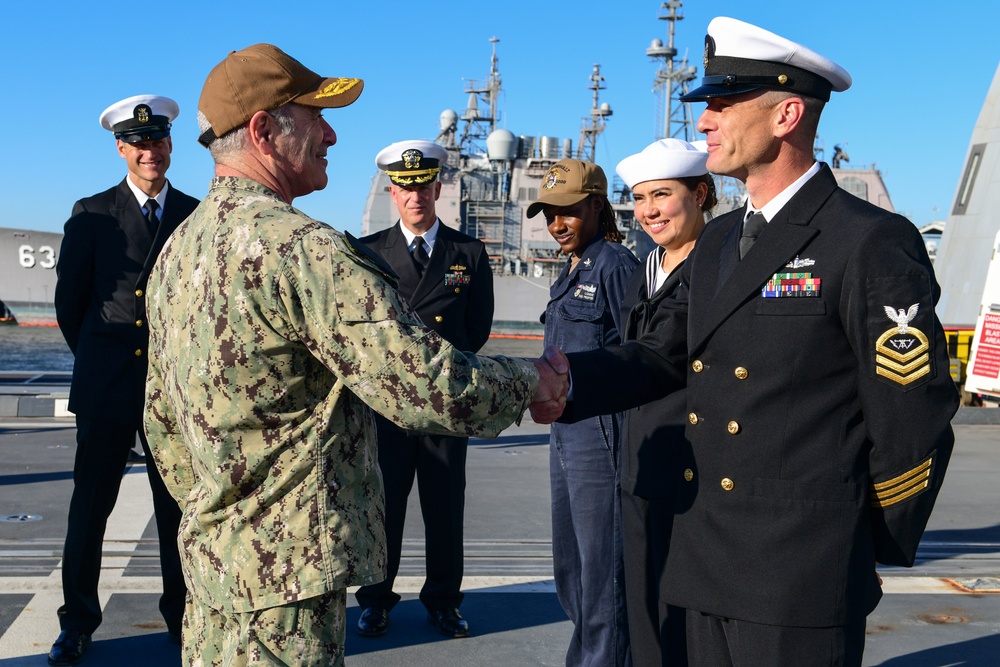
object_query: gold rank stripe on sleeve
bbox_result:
[874,353,931,385]
[870,457,933,508]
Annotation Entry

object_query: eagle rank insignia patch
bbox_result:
[875,303,931,386]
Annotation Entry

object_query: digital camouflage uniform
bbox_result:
[143,176,539,665]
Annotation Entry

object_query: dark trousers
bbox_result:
[621,489,686,666]
[59,417,185,635]
[686,609,866,667]
[355,419,468,612]
[549,419,630,667]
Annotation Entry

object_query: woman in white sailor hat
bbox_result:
[614,137,715,666]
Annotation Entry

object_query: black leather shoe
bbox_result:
[357,607,389,637]
[48,630,92,666]
[427,608,469,638]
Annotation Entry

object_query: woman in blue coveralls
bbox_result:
[527,158,639,666]
[614,139,715,667]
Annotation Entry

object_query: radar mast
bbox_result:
[576,64,613,163]
[458,36,502,154]
[647,0,697,140]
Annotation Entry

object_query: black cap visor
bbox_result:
[116,126,171,143]
[680,81,763,102]
[113,114,172,144]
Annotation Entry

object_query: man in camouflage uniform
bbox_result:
[143,43,567,666]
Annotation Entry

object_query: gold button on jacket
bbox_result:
[134,349,143,357]
[721,478,734,491]
[135,289,143,297]
[727,421,740,434]
[683,468,694,482]
[692,360,704,372]
[688,412,699,425]
[735,366,748,380]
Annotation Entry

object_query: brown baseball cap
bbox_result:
[526,159,608,218]
[197,43,364,147]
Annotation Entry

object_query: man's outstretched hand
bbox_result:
[529,346,569,424]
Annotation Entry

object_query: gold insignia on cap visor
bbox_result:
[135,105,150,123]
[402,149,423,169]
[875,304,931,386]
[314,77,362,100]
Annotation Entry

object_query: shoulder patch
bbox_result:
[342,231,399,290]
[867,276,935,390]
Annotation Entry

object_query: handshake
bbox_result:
[528,346,570,424]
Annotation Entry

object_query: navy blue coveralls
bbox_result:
[542,237,638,666]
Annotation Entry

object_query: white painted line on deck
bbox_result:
[0,464,155,660]
[878,577,958,594]
[346,576,558,595]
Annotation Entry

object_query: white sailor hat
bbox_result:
[615,139,709,189]
[376,140,449,186]
[680,17,852,103]
[99,94,179,143]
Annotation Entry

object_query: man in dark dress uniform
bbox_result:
[535,17,958,667]
[50,94,198,665]
[355,140,494,639]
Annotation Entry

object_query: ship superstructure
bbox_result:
[361,38,639,328]
[362,38,631,280]
[360,3,900,329]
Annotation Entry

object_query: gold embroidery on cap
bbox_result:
[875,304,930,386]
[314,78,362,100]
[870,457,932,508]
[384,168,440,185]
[135,105,150,123]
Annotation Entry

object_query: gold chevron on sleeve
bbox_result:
[870,457,933,508]
[875,326,931,386]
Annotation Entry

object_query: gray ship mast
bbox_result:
[647,1,697,141]
[642,1,746,215]
[576,64,613,162]
[455,36,502,154]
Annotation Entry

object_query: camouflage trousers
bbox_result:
[183,588,347,666]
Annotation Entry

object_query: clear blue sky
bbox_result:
[2,1,996,236]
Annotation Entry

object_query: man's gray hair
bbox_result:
[197,105,300,161]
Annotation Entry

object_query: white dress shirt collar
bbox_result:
[125,177,169,217]
[745,161,823,222]
[399,218,441,254]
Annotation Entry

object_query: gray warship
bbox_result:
[0,227,62,326]
[360,1,896,333]
[361,36,638,334]
[2,2,896,331]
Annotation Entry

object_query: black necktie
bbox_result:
[145,199,160,228]
[412,237,430,273]
[739,212,767,259]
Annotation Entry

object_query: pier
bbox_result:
[0,397,998,664]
